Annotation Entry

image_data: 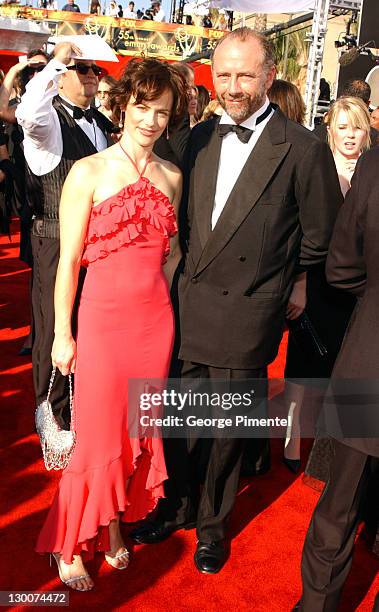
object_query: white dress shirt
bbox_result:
[153,7,166,21]
[15,59,107,177]
[211,97,274,229]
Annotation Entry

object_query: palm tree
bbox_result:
[272,27,311,92]
[252,13,267,32]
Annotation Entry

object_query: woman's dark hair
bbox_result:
[99,74,118,89]
[110,58,188,128]
[195,84,210,122]
[90,0,101,11]
[268,79,305,125]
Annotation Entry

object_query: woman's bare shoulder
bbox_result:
[152,153,182,181]
[68,145,118,182]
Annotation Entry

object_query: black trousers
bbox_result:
[300,439,375,611]
[31,234,84,426]
[158,361,267,543]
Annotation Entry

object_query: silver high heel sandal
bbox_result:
[104,547,130,570]
[50,553,93,590]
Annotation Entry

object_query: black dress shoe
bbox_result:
[241,439,271,477]
[283,457,301,474]
[194,540,226,574]
[240,456,271,477]
[129,518,196,544]
[18,347,32,356]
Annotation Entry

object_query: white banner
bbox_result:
[207,0,315,12]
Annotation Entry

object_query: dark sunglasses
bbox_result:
[67,63,102,77]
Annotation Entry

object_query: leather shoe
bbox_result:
[18,347,32,356]
[283,457,301,474]
[240,455,271,477]
[194,540,226,574]
[241,439,271,477]
[129,518,196,544]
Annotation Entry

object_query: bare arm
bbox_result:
[52,159,94,375]
[0,62,27,123]
[163,172,182,288]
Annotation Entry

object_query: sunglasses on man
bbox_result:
[67,63,102,77]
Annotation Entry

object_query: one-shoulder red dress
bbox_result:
[36,160,177,564]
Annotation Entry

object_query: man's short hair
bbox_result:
[341,79,371,105]
[211,27,275,73]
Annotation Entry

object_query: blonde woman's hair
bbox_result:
[201,99,222,121]
[326,96,371,153]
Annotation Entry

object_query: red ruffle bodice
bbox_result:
[82,177,177,266]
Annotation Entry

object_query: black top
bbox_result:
[62,3,80,10]
[0,122,7,147]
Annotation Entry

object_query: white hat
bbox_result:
[48,34,119,63]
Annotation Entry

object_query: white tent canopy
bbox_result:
[207,0,315,12]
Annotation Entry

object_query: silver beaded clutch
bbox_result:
[35,368,76,471]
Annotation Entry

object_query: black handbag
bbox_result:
[287,311,328,361]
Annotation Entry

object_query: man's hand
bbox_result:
[286,272,307,321]
[53,42,82,66]
[0,169,5,183]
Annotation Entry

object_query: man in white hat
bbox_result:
[15,40,114,428]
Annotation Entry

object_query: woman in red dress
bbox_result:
[36,58,187,591]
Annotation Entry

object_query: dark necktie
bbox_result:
[218,124,253,143]
[217,103,274,143]
[72,107,94,124]
[58,97,94,124]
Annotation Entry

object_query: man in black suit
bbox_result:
[131,27,342,573]
[297,148,379,611]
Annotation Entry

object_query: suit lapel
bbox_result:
[194,111,291,276]
[193,118,223,249]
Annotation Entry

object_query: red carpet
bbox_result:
[1,221,378,611]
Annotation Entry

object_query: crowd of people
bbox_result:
[31,0,229,27]
[0,26,378,610]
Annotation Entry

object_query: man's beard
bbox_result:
[217,89,266,124]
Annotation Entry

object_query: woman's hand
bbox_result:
[286,272,307,320]
[52,335,77,376]
[344,158,358,177]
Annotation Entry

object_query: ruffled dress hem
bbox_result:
[36,438,167,564]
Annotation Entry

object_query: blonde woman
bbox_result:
[326,96,370,197]
[300,97,370,484]
[283,97,370,475]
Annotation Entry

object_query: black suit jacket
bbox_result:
[153,114,190,171]
[325,147,379,457]
[178,109,343,369]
